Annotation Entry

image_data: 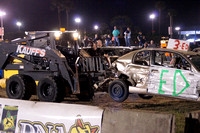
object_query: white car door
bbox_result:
[148,51,199,100]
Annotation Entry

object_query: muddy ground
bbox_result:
[1,90,200,133]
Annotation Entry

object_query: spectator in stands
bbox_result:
[137,32,143,47]
[148,40,156,48]
[124,27,131,47]
[88,42,102,56]
[87,41,93,47]
[190,41,199,51]
[89,41,111,66]
[112,26,120,46]
[88,41,108,58]
[142,42,149,56]
[105,34,112,47]
[141,35,147,48]
[143,42,148,48]
[97,40,103,47]
[93,34,101,43]
[82,35,89,47]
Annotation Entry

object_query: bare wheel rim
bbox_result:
[111,84,124,98]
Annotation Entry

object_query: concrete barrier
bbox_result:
[185,111,200,133]
[101,109,175,133]
[0,98,103,133]
[0,98,177,133]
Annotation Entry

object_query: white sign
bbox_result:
[167,39,190,51]
[0,98,103,133]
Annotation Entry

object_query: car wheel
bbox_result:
[37,77,64,102]
[108,79,129,102]
[6,74,33,100]
[138,94,153,99]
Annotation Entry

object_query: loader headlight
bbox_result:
[54,31,62,40]
[73,32,79,40]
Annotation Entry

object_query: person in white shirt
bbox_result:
[124,27,131,47]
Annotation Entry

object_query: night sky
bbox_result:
[0,0,200,34]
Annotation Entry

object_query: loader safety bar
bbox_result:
[77,56,109,73]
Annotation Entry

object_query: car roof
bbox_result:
[135,48,198,55]
[82,46,140,50]
[117,48,199,60]
[193,47,200,50]
[147,48,199,55]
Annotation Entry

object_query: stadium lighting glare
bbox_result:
[0,11,6,40]
[149,14,155,19]
[16,22,22,27]
[16,21,22,31]
[75,18,81,23]
[149,13,156,34]
[0,11,6,17]
[94,25,99,30]
[175,27,180,31]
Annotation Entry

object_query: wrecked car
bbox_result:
[193,47,200,53]
[82,46,140,63]
[109,48,200,102]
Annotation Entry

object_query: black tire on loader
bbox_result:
[37,77,65,102]
[6,74,35,100]
[108,79,129,102]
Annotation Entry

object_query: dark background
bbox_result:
[0,0,199,36]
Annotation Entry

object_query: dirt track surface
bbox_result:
[1,89,200,133]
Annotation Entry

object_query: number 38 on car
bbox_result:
[109,48,200,102]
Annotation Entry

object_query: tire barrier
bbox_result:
[101,109,175,133]
[0,98,103,133]
[185,111,200,133]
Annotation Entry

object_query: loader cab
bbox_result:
[25,31,80,71]
[26,31,79,50]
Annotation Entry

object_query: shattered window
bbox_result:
[190,55,200,71]
[154,51,172,66]
[171,54,191,70]
[134,51,150,66]
[155,51,162,65]
[154,51,191,70]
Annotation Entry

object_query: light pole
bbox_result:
[0,11,6,40]
[74,17,81,30]
[16,21,22,31]
[149,14,155,34]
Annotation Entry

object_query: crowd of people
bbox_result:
[81,26,157,48]
[81,26,200,51]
